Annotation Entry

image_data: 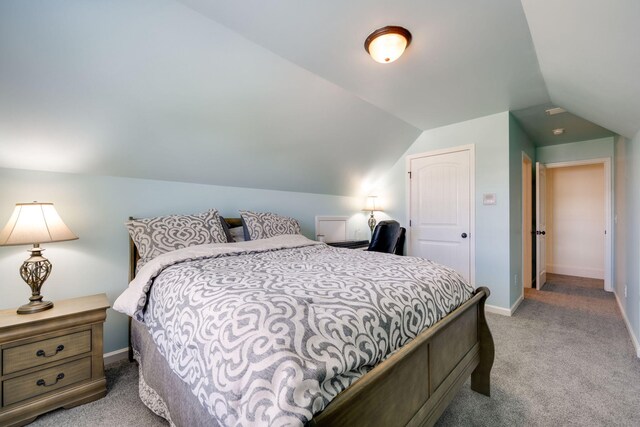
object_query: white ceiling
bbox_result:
[1,0,638,196]
[179,0,551,131]
[521,0,640,139]
[511,104,615,147]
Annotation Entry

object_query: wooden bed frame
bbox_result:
[127,217,494,427]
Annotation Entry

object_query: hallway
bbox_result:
[525,274,616,316]
[437,273,640,426]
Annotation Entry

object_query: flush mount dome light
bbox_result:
[364,26,412,63]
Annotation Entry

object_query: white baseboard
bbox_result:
[547,264,604,280]
[103,347,130,365]
[485,304,511,316]
[614,293,640,358]
[486,293,523,317]
[510,293,524,314]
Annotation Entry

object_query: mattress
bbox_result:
[115,234,473,426]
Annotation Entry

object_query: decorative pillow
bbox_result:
[229,226,245,242]
[239,211,301,241]
[126,209,227,269]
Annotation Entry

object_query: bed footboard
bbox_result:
[471,287,494,397]
[311,287,494,427]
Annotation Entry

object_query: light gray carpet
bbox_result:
[436,274,640,426]
[31,360,165,427]
[32,274,640,426]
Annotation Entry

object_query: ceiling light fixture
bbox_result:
[545,107,567,116]
[364,26,412,64]
[552,128,565,136]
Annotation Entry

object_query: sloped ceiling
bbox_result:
[521,0,640,139]
[512,104,615,147]
[0,0,420,196]
[5,1,633,196]
[178,0,550,131]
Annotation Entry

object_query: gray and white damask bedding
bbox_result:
[114,235,474,427]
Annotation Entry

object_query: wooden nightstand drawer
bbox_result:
[3,331,91,375]
[3,357,91,407]
[0,294,109,426]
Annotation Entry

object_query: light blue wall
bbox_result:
[508,115,536,306]
[614,133,640,353]
[536,137,614,164]
[614,136,627,303]
[626,132,640,350]
[0,167,365,353]
[0,0,422,197]
[376,112,512,309]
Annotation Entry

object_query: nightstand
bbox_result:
[0,294,110,427]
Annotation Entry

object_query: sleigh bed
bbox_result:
[117,216,494,427]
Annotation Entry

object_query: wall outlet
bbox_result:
[624,285,628,298]
[514,273,519,287]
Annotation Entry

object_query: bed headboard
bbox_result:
[127,216,243,282]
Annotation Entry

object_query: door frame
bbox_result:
[543,157,612,291]
[405,144,476,285]
[522,152,533,291]
[535,162,548,290]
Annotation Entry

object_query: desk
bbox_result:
[326,240,369,250]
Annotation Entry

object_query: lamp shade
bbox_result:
[0,202,78,246]
[364,26,412,64]
[362,196,382,212]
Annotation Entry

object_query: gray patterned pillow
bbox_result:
[239,211,301,241]
[126,209,227,269]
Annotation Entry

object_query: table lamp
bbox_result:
[362,196,382,235]
[0,202,78,314]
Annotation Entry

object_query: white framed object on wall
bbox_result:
[315,216,348,243]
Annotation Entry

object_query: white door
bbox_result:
[536,162,547,289]
[409,149,471,281]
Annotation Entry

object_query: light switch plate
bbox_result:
[483,193,497,205]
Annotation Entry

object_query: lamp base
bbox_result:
[368,212,377,235]
[17,299,54,315]
[17,245,54,315]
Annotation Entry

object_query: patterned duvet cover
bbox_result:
[114,235,473,426]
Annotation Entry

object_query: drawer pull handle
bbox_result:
[36,373,65,387]
[36,344,65,358]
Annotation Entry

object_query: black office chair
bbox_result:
[367,220,404,255]
[395,227,406,256]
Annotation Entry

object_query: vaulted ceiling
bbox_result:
[178,0,550,131]
[521,0,640,140]
[0,1,637,196]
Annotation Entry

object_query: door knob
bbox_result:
[541,231,546,235]
[461,233,468,238]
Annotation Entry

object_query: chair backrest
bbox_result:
[367,220,402,254]
[394,227,406,256]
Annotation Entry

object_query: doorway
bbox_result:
[528,158,612,291]
[406,145,475,283]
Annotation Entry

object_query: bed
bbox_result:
[115,216,494,427]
